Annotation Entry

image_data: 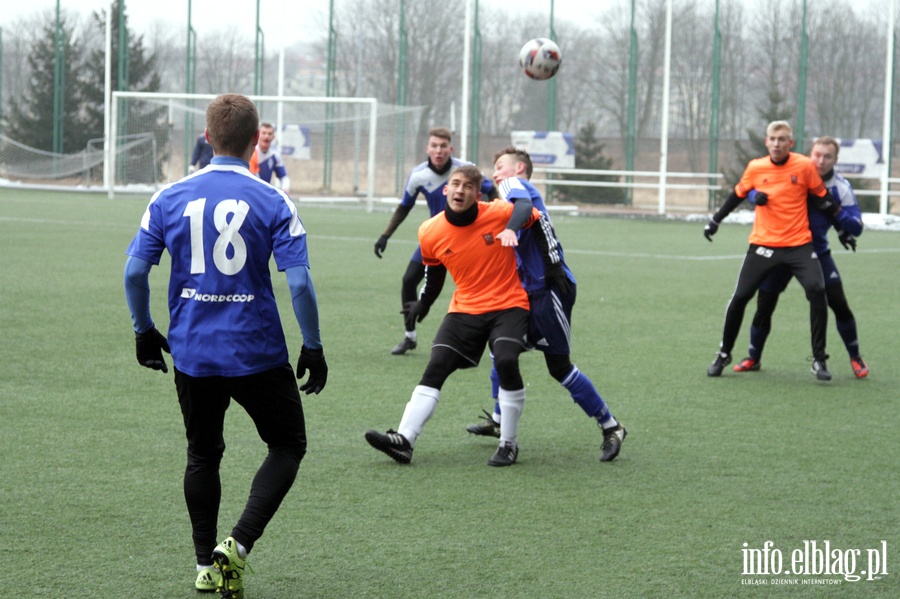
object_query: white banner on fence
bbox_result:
[281,125,311,160]
[510,131,575,168]
[834,138,884,178]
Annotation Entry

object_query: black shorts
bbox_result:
[431,308,530,368]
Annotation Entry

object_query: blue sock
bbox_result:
[562,366,616,428]
[835,318,861,358]
[748,325,768,361]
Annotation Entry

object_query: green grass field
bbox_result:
[1,187,898,598]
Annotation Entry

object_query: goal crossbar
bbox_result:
[107,92,379,203]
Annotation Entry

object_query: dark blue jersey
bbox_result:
[126,156,309,377]
[401,157,494,217]
[498,176,574,293]
[811,172,863,254]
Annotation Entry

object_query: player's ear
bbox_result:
[204,129,211,143]
[251,129,261,147]
[443,184,448,196]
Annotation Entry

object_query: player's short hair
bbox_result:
[493,146,533,179]
[259,121,275,132]
[811,135,840,158]
[206,94,259,157]
[428,127,453,142]
[766,120,793,139]
[450,164,484,189]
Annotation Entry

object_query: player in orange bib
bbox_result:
[365,164,552,467]
[704,120,841,381]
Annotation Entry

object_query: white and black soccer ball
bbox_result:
[518,38,561,81]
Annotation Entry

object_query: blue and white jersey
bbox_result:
[401,157,494,217]
[810,171,864,254]
[256,146,288,183]
[498,176,574,293]
[126,156,309,377]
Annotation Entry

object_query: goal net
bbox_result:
[109,92,425,202]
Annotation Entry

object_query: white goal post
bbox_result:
[107,92,379,205]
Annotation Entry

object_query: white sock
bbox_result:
[406,330,417,342]
[497,387,525,446]
[397,385,440,447]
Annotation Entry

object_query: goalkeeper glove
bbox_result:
[135,327,170,373]
[296,345,328,394]
[838,230,857,252]
[374,235,389,258]
[703,219,720,242]
[402,300,430,331]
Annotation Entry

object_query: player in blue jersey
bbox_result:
[734,136,868,378]
[253,122,291,192]
[465,147,627,462]
[124,94,327,597]
[189,132,214,172]
[373,127,497,355]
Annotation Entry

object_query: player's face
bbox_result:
[426,136,453,169]
[810,143,838,176]
[444,172,482,213]
[258,126,275,152]
[492,154,523,187]
[765,128,794,162]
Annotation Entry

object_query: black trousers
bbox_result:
[719,243,828,360]
[175,364,307,564]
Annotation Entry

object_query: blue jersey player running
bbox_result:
[124,94,328,597]
[735,136,867,378]
[465,147,627,462]
[373,127,497,355]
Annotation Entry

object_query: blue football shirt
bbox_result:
[126,156,309,377]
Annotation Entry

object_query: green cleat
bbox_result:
[195,566,221,593]
[213,537,252,599]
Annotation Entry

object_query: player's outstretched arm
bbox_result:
[374,204,415,257]
[286,265,327,394]
[403,264,446,330]
[125,256,171,373]
[704,190,744,241]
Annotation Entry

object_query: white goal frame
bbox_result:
[107,92,379,203]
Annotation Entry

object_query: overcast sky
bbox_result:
[2,0,602,48]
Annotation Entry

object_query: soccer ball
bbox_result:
[518,38,561,81]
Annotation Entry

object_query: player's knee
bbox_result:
[545,353,573,382]
[492,344,524,389]
[420,347,459,388]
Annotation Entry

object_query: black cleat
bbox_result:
[365,429,413,463]
[600,424,627,462]
[466,409,501,438]
[811,359,832,381]
[487,441,518,467]
[707,352,731,377]
[391,337,417,355]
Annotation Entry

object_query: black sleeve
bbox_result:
[712,190,745,223]
[418,264,447,308]
[808,189,840,216]
[382,204,414,238]
[504,196,536,232]
[529,214,563,268]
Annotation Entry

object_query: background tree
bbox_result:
[555,121,625,205]
[6,11,85,152]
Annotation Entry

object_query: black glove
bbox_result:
[374,235,389,258]
[753,191,768,206]
[838,230,857,252]
[704,219,719,242]
[296,345,328,394]
[402,300,429,331]
[135,327,170,373]
[545,264,573,296]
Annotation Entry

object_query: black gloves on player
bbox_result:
[703,219,720,241]
[838,230,857,252]
[402,300,430,331]
[753,191,768,206]
[374,235,389,258]
[296,345,328,394]
[135,327,170,373]
[545,263,573,296]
